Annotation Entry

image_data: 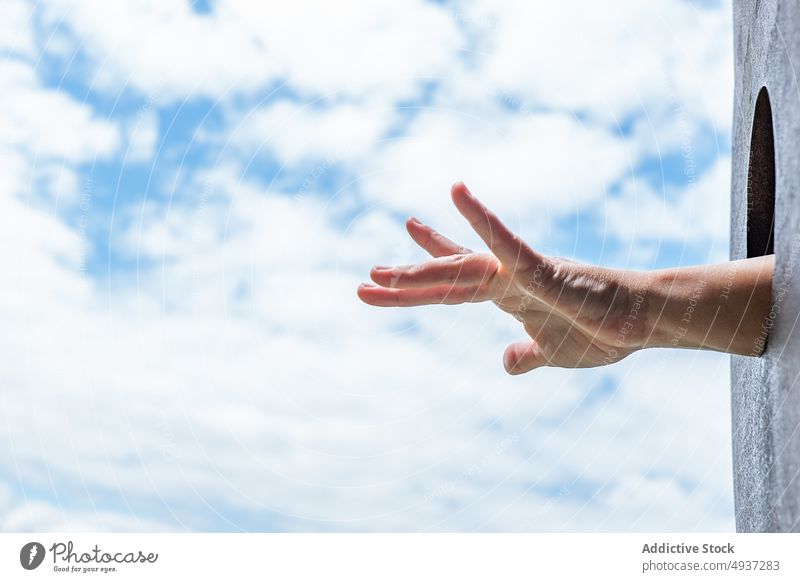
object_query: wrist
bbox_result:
[638,269,681,350]
[639,266,717,352]
[599,268,661,354]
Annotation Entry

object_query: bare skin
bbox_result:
[357,183,775,375]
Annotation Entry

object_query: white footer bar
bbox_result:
[1,533,797,581]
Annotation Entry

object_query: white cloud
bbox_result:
[0,61,119,164]
[606,157,731,262]
[0,52,119,307]
[354,106,634,251]
[466,0,733,130]
[0,0,34,57]
[231,100,394,164]
[41,0,275,101]
[125,108,159,163]
[42,0,463,103]
[0,481,174,532]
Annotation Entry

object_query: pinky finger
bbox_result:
[357,283,491,307]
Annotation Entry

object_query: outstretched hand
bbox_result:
[357,183,651,374]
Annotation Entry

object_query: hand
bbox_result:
[357,183,651,374]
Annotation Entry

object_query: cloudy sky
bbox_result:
[0,0,736,531]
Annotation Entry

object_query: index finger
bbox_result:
[450,182,543,270]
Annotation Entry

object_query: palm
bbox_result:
[358,183,639,374]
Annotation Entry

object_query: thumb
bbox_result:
[503,340,547,375]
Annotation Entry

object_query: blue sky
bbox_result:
[0,0,737,531]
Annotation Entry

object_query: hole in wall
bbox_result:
[746,86,776,257]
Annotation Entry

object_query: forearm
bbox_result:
[640,255,775,356]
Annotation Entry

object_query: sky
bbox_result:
[0,0,737,531]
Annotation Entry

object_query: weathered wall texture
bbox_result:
[731,0,800,532]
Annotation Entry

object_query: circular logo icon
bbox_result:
[20,542,45,570]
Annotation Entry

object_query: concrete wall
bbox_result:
[731,0,800,532]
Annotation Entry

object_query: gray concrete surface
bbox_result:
[731,0,800,532]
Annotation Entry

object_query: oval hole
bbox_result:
[746,86,776,257]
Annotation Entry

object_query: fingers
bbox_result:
[406,217,471,258]
[369,254,499,289]
[357,283,492,307]
[503,340,548,375]
[450,182,543,271]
